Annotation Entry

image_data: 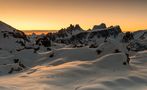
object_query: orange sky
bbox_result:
[0,0,147,31]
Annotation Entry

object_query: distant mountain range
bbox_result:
[23,30,57,35]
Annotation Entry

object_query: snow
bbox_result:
[0,41,147,90]
[0,21,16,32]
[0,23,147,90]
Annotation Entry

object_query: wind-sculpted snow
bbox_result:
[1,21,147,90]
[0,49,147,90]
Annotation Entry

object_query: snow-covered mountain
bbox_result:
[0,21,16,32]
[0,21,147,90]
[0,21,29,51]
[47,23,122,47]
[46,24,84,40]
[0,21,52,75]
[0,21,27,39]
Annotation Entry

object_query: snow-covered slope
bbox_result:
[0,21,28,51]
[0,50,147,90]
[0,21,147,90]
[0,21,16,32]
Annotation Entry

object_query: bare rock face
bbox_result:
[92,23,107,31]
[74,24,83,30]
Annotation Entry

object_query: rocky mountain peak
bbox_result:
[92,23,107,30]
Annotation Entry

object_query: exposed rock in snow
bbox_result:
[92,23,107,31]
[0,21,27,40]
[0,21,147,90]
[47,24,122,46]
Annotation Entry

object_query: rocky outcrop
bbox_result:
[122,31,134,43]
[92,23,107,31]
[47,24,122,45]
[69,25,122,44]
[0,21,27,40]
[46,24,84,40]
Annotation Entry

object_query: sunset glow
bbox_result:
[0,0,147,31]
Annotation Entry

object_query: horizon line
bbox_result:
[0,20,147,32]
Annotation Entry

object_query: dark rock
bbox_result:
[19,62,26,69]
[114,49,121,53]
[47,47,51,51]
[49,53,54,58]
[13,59,19,63]
[89,44,98,48]
[34,47,40,53]
[122,32,134,43]
[36,37,51,47]
[92,23,106,30]
[96,50,102,55]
